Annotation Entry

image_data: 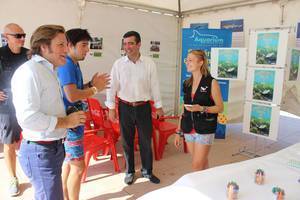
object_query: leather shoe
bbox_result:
[124,173,134,185]
[142,173,160,184]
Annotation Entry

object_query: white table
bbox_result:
[139,143,300,200]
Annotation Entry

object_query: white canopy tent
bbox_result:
[1,0,299,119]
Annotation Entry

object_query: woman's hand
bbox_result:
[174,134,181,149]
[184,104,202,112]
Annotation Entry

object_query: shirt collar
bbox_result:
[125,55,144,63]
[32,54,55,72]
[66,55,79,67]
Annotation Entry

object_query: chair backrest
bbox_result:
[86,98,105,128]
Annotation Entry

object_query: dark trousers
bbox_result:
[18,140,65,200]
[118,101,153,175]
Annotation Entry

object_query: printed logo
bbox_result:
[200,86,208,92]
[189,30,224,45]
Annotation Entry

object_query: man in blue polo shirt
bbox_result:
[57,28,109,200]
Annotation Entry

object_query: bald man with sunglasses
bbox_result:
[0,23,28,197]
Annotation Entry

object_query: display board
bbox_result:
[210,48,247,80]
[288,48,300,81]
[245,68,284,105]
[248,29,289,68]
[190,23,209,29]
[220,19,244,47]
[243,102,280,140]
[0,32,6,47]
[180,28,232,138]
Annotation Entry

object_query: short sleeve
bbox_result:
[57,63,77,86]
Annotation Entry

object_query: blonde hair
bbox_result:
[185,50,210,87]
[30,25,65,55]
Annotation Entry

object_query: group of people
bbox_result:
[0,23,223,200]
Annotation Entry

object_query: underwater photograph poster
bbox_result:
[256,32,279,65]
[248,29,289,68]
[246,68,284,105]
[253,70,275,102]
[288,48,300,81]
[210,48,247,80]
[243,102,280,141]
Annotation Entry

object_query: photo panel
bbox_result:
[243,102,280,141]
[248,29,289,67]
[211,48,247,80]
[245,68,284,105]
[287,48,300,81]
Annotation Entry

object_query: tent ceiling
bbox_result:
[89,0,275,15]
[99,0,255,12]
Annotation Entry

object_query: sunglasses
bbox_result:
[7,33,26,39]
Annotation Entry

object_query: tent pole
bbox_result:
[174,0,183,115]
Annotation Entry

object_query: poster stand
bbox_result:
[232,135,261,158]
[232,26,289,158]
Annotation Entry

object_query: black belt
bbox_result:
[119,98,149,107]
[24,139,64,146]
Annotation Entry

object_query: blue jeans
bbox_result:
[18,140,65,200]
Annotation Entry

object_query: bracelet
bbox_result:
[88,81,93,88]
[91,86,98,95]
[202,106,208,113]
[176,131,184,137]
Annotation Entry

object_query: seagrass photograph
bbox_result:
[256,32,279,65]
[252,69,275,102]
[288,48,300,81]
[217,49,238,78]
[250,104,271,136]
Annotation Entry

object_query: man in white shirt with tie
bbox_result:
[11,25,86,200]
[106,31,164,185]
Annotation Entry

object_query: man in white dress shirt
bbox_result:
[106,31,164,185]
[11,25,86,200]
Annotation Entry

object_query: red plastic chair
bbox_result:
[81,98,121,183]
[151,102,187,160]
[86,98,120,142]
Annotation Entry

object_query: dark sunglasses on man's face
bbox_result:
[7,33,26,39]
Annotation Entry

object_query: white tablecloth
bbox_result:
[139,143,300,200]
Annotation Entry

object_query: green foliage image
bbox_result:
[256,50,277,65]
[250,117,270,136]
[253,83,273,102]
[218,61,237,78]
[288,49,300,81]
[256,32,279,65]
[217,49,239,78]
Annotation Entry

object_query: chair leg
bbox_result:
[183,139,188,153]
[158,135,167,160]
[110,144,120,172]
[152,130,159,161]
[82,151,93,183]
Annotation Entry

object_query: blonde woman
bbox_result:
[174,50,223,171]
